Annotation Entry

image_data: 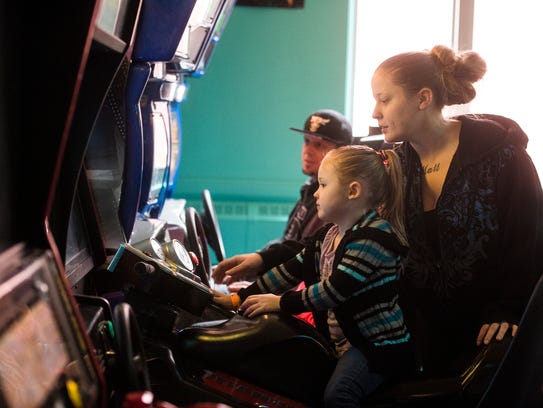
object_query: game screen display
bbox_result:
[175,0,235,74]
[148,101,171,204]
[0,247,100,407]
[0,300,69,408]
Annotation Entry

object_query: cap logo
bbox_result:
[308,115,330,132]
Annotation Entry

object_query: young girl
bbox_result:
[214,145,415,407]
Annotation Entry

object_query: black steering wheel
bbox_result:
[201,189,226,263]
[184,206,211,286]
[113,302,151,393]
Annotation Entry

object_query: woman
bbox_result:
[371,44,543,377]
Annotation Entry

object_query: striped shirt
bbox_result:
[239,210,414,378]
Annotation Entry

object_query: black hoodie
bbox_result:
[399,114,543,376]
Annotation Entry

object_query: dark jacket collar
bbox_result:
[453,114,528,166]
[401,114,528,170]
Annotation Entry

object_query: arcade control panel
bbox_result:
[107,243,213,316]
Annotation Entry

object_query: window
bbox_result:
[351,0,543,179]
[470,0,543,176]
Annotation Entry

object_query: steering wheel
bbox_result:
[184,206,211,286]
[200,189,226,263]
[113,302,151,393]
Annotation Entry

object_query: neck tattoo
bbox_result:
[423,162,440,174]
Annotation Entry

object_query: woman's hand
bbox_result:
[240,294,281,318]
[476,322,518,346]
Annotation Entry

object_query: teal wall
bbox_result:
[174,0,352,257]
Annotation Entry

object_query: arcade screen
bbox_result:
[166,102,182,198]
[0,246,100,407]
[148,101,170,206]
[139,99,171,219]
[193,0,236,76]
[175,0,236,74]
[0,300,69,407]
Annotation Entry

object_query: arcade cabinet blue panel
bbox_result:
[85,60,142,250]
[135,0,238,220]
[132,0,198,63]
[125,0,198,225]
[120,61,150,241]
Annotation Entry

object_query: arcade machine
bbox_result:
[0,0,155,406]
[127,0,237,285]
[50,0,240,405]
[11,0,315,406]
[132,0,237,240]
[95,1,341,406]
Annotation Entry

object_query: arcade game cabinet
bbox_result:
[77,1,338,406]
[1,0,148,406]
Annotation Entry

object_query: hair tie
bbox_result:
[379,150,389,167]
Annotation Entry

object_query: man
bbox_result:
[213,109,353,286]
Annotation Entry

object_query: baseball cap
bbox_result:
[290,109,353,146]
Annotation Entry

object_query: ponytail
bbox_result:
[378,149,407,245]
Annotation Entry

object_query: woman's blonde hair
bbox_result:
[326,145,407,245]
[377,44,487,108]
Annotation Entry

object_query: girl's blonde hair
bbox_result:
[326,145,407,245]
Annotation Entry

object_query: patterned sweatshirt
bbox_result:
[238,210,414,378]
[398,114,543,376]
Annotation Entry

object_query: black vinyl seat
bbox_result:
[365,272,543,407]
[476,272,543,407]
[365,338,510,407]
[175,312,336,406]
